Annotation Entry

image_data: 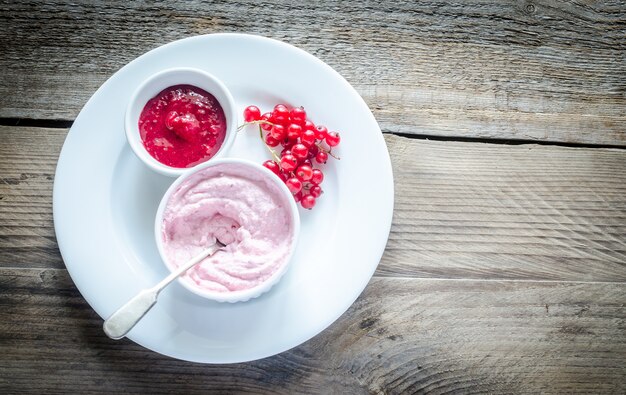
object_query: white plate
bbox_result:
[53,34,394,363]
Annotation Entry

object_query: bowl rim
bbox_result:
[124,67,238,177]
[154,157,301,303]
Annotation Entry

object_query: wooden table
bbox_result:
[1,1,625,393]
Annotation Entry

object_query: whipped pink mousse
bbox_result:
[161,163,295,293]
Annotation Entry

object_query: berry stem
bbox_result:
[315,143,341,160]
[258,125,281,163]
[236,120,275,132]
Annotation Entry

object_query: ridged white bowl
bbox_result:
[154,158,300,303]
[125,67,238,177]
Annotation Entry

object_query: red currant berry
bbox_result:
[270,124,286,140]
[289,107,307,125]
[326,131,341,147]
[273,104,289,125]
[280,154,298,172]
[274,115,288,125]
[281,138,294,149]
[300,130,316,147]
[286,177,303,194]
[311,168,324,184]
[274,104,288,111]
[309,184,323,198]
[295,164,313,181]
[261,112,273,131]
[315,125,328,140]
[287,124,302,140]
[263,160,280,175]
[301,194,316,209]
[293,191,303,202]
[303,120,315,132]
[265,135,280,147]
[281,149,292,157]
[315,151,328,164]
[302,158,313,167]
[307,144,319,158]
[291,143,309,160]
[243,105,261,122]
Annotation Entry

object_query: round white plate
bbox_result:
[53,33,394,363]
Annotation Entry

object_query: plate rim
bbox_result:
[53,33,395,363]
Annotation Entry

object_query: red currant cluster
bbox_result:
[241,104,341,209]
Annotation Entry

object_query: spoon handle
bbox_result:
[153,241,223,292]
[102,288,158,340]
[103,240,224,340]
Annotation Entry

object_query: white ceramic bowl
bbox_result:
[154,158,300,303]
[125,67,238,177]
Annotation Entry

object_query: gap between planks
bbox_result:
[1,119,625,150]
[3,267,625,286]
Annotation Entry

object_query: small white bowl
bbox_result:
[125,68,238,177]
[154,158,300,303]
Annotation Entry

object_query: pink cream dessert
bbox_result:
[159,161,298,300]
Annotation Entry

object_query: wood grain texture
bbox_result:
[0,268,624,394]
[0,1,624,145]
[1,126,625,282]
[383,134,626,281]
[0,127,64,268]
[1,1,625,392]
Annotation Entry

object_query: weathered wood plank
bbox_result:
[1,126,625,282]
[0,268,624,394]
[0,1,624,145]
[0,127,64,268]
[383,134,626,281]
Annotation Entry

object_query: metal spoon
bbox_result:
[103,238,225,339]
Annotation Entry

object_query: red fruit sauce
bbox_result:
[138,84,227,168]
